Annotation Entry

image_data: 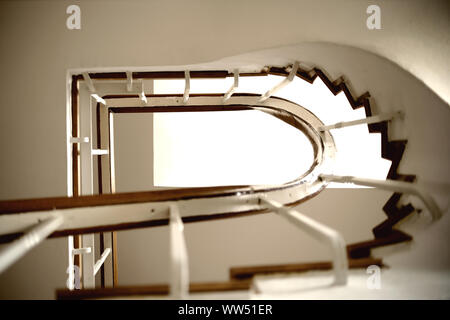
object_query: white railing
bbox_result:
[320,174,442,220]
[0,215,64,274]
[169,204,189,299]
[318,111,404,131]
[1,65,443,297]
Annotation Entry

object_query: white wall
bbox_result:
[114,113,154,193]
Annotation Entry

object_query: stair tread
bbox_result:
[347,230,413,259]
[230,257,382,280]
[56,280,252,300]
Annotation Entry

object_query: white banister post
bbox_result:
[169,204,189,299]
[258,61,299,103]
[80,75,97,289]
[223,69,239,103]
[140,81,147,104]
[67,235,75,290]
[82,72,95,93]
[183,71,190,104]
[94,248,111,276]
[82,72,106,105]
[260,197,348,285]
[126,71,133,92]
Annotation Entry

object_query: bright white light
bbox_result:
[276,76,392,187]
[154,79,185,94]
[153,75,391,188]
[235,75,281,95]
[154,78,235,95]
[190,78,234,94]
[154,110,314,187]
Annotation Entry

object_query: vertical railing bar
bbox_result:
[93,248,111,276]
[140,81,147,104]
[82,72,107,105]
[169,204,189,299]
[67,235,75,290]
[82,72,96,93]
[258,61,299,103]
[81,234,95,289]
[126,71,133,92]
[259,197,348,286]
[183,71,190,104]
[79,78,96,289]
[223,69,239,103]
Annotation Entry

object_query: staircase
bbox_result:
[0,63,442,299]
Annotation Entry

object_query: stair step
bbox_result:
[56,280,252,300]
[374,203,415,237]
[347,230,412,259]
[230,257,383,281]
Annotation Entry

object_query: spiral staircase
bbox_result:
[0,62,444,300]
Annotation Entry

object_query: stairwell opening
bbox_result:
[144,74,392,188]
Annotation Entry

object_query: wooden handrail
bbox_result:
[0,186,248,215]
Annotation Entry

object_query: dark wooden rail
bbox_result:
[0,185,246,215]
[56,280,252,300]
[230,257,383,280]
